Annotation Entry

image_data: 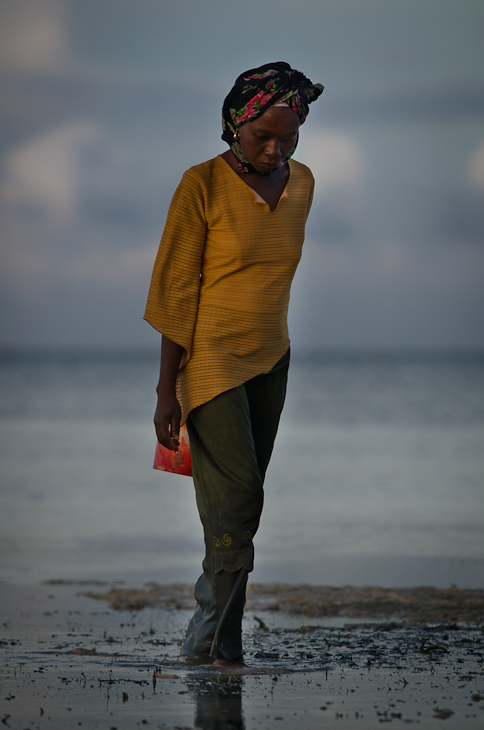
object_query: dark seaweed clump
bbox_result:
[85,582,484,624]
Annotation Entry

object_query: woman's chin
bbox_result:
[254,162,281,174]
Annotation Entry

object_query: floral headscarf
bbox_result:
[222,62,324,174]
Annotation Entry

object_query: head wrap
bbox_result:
[222,61,324,174]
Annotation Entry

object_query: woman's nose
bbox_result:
[265,138,282,159]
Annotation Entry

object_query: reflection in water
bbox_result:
[185,675,245,730]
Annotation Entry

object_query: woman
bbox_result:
[145,62,323,666]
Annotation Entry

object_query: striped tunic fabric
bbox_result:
[144,155,314,424]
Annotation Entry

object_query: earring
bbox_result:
[233,129,239,142]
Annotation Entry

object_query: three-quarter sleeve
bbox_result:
[144,169,207,356]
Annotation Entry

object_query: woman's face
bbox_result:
[237,106,300,173]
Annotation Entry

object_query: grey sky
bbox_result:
[1,0,483,348]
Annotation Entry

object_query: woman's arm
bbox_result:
[154,334,185,451]
[145,169,207,450]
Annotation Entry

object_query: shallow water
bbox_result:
[0,349,483,587]
[1,582,483,729]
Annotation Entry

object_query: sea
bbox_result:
[1,348,483,589]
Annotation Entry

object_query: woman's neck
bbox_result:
[220,151,290,211]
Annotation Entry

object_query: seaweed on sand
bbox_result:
[85,582,484,624]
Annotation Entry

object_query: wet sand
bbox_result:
[1,581,483,729]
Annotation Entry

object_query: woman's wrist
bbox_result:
[157,335,185,395]
[156,381,176,400]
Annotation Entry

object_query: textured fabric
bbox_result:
[187,348,290,573]
[221,61,324,174]
[181,350,289,659]
[144,156,313,425]
[181,569,247,660]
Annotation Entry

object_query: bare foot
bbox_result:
[178,648,214,665]
[213,657,247,668]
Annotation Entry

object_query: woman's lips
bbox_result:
[259,160,281,171]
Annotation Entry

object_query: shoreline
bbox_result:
[81,580,484,625]
[1,581,483,728]
[3,552,484,593]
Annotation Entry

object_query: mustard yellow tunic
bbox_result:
[144,155,314,424]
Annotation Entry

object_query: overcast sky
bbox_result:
[1,0,483,350]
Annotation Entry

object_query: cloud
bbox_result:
[468,140,484,191]
[289,236,484,349]
[297,130,364,192]
[1,121,101,224]
[296,130,365,242]
[0,0,68,73]
[325,85,484,123]
[0,120,104,294]
[66,243,159,285]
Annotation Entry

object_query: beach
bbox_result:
[1,350,483,727]
[1,580,483,729]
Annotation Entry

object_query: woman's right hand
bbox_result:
[154,334,185,451]
[154,388,181,452]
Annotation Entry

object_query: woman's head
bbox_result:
[222,62,323,174]
[236,105,300,174]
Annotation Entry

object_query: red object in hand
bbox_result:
[153,423,192,476]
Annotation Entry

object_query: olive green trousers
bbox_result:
[182,349,290,659]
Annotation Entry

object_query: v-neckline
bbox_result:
[218,155,291,212]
